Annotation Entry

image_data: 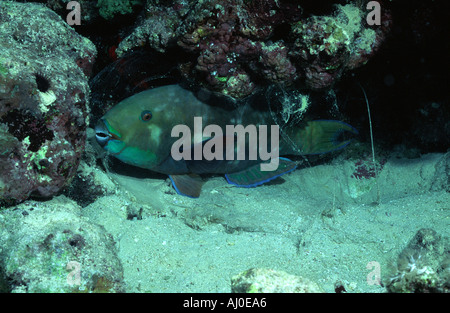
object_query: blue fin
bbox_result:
[225,157,297,188]
[169,174,203,198]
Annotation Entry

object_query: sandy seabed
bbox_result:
[79,152,449,292]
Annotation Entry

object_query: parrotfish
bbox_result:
[95,85,358,197]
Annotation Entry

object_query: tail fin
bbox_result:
[298,120,358,155]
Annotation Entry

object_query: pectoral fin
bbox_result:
[225,157,297,188]
[169,174,204,198]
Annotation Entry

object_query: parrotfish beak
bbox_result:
[95,118,120,147]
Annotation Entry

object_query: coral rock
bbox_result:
[386,228,450,293]
[231,268,323,293]
[0,2,96,204]
[290,3,391,89]
[115,1,389,97]
[0,196,124,293]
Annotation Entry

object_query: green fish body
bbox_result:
[95,85,357,197]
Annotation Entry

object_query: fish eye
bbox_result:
[140,110,152,122]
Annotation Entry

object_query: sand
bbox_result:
[80,152,449,292]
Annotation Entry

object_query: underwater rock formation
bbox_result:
[115,0,390,97]
[231,268,323,293]
[289,3,392,89]
[385,228,450,293]
[176,0,302,98]
[0,196,124,293]
[46,0,143,23]
[97,0,142,20]
[63,128,120,207]
[0,2,96,204]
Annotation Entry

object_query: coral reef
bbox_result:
[114,0,390,97]
[385,228,450,293]
[46,0,142,23]
[0,196,124,293]
[63,128,119,207]
[231,268,323,293]
[97,0,142,20]
[176,0,302,97]
[290,3,392,89]
[0,2,96,205]
[115,0,183,54]
[351,155,387,180]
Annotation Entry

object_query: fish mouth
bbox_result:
[95,119,120,147]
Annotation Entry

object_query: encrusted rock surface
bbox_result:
[0,196,124,293]
[0,1,96,204]
[231,268,323,293]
